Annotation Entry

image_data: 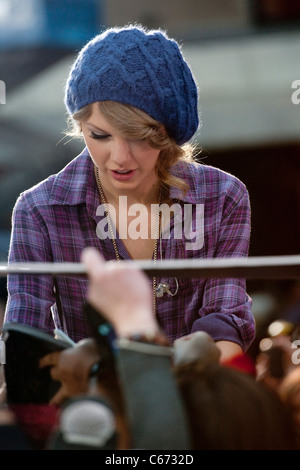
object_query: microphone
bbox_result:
[173,331,221,366]
[48,396,117,450]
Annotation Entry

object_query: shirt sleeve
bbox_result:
[191,184,255,351]
[4,193,57,334]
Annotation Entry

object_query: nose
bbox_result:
[110,138,132,167]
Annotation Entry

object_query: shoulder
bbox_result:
[193,161,247,192]
[171,160,249,204]
[14,148,91,212]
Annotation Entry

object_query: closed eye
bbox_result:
[89,131,110,140]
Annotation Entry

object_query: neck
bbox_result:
[95,167,162,206]
[123,183,161,206]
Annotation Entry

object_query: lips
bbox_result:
[111,169,136,181]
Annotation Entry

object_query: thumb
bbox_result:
[49,386,68,406]
[81,247,105,276]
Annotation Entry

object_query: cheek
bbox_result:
[133,144,160,169]
[145,153,160,171]
[85,141,108,167]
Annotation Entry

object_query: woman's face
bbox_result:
[81,103,161,199]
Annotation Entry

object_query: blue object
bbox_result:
[64,25,199,144]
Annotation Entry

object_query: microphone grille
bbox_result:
[59,398,116,448]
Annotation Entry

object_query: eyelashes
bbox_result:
[89,131,110,140]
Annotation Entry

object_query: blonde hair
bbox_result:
[68,101,196,195]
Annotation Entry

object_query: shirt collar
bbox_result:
[169,160,203,204]
[49,147,99,216]
[49,148,202,208]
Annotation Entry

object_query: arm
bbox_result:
[4,193,56,333]
[192,184,255,356]
[215,341,243,361]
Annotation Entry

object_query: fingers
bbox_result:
[82,247,126,279]
[81,247,105,277]
[39,351,61,369]
[49,386,69,406]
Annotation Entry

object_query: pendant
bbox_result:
[156,278,179,298]
[156,282,170,298]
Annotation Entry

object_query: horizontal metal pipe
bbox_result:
[1,255,300,279]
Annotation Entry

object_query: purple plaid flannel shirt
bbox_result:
[4,148,255,348]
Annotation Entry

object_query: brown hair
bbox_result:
[175,362,299,450]
[68,101,197,195]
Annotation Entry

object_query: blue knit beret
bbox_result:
[65,25,199,145]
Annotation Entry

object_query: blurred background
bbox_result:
[0,0,300,349]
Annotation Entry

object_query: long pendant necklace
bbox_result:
[95,166,162,316]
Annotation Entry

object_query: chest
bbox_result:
[114,204,159,260]
[48,200,209,262]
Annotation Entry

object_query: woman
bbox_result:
[4,24,255,359]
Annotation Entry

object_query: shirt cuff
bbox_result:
[191,313,244,350]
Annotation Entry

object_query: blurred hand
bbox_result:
[39,338,100,406]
